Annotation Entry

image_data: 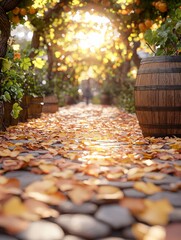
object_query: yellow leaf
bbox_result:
[132,223,150,240]
[0,176,8,184]
[25,180,57,194]
[97,185,124,200]
[67,186,93,204]
[3,196,27,217]
[134,182,162,195]
[32,57,46,69]
[39,164,59,173]
[136,199,173,225]
[132,223,166,240]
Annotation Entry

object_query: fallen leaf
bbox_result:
[24,198,59,218]
[39,163,60,173]
[97,185,124,200]
[3,197,23,215]
[0,215,29,234]
[67,186,94,204]
[136,199,173,225]
[134,181,162,195]
[132,223,166,240]
[121,197,146,214]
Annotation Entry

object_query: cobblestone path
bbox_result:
[0,103,181,240]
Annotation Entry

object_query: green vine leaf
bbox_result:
[20,57,32,70]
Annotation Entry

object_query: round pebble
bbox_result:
[0,235,18,240]
[17,220,64,240]
[56,214,111,239]
[59,201,97,214]
[63,235,85,240]
[95,204,135,229]
[123,189,146,198]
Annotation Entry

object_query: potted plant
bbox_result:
[41,74,59,113]
[22,69,44,119]
[134,7,181,137]
[18,48,45,120]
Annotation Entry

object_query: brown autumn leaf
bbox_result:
[156,152,174,161]
[96,185,124,200]
[67,186,94,204]
[136,199,173,225]
[127,168,145,180]
[0,215,29,234]
[0,178,22,195]
[56,179,75,191]
[24,179,66,205]
[38,163,60,173]
[2,196,26,216]
[17,154,35,162]
[134,181,162,195]
[52,169,75,179]
[0,176,8,184]
[121,197,146,214]
[3,159,27,171]
[132,223,166,240]
[24,198,59,218]
[0,149,20,157]
[2,196,40,221]
[23,191,66,205]
[25,180,57,194]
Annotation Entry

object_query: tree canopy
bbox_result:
[0,0,181,82]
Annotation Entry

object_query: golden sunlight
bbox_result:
[75,31,106,52]
[72,11,116,52]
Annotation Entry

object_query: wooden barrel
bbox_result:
[0,101,4,130]
[19,95,31,122]
[28,96,44,119]
[134,56,181,137]
[3,102,19,128]
[42,95,59,113]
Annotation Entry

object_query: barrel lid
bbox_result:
[141,56,181,63]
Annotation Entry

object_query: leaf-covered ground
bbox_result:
[0,103,181,240]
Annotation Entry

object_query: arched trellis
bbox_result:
[0,0,174,79]
[28,1,141,84]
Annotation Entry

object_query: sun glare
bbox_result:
[72,11,116,52]
[75,31,105,52]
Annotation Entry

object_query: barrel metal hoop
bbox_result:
[138,68,181,74]
[139,123,181,129]
[134,85,181,91]
[141,56,181,64]
[135,106,181,111]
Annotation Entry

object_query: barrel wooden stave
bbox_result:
[28,96,44,119]
[42,95,59,113]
